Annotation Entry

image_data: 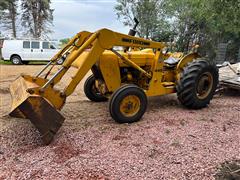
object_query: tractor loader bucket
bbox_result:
[9,75,65,145]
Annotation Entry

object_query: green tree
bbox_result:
[59,38,70,47]
[0,0,18,38]
[21,0,54,38]
[115,0,173,41]
[210,0,240,61]
[115,0,240,61]
[163,0,240,58]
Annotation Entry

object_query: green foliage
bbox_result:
[0,0,54,38]
[115,0,240,61]
[0,0,8,10]
[115,0,174,41]
[166,0,240,58]
[210,0,240,37]
[59,38,70,47]
[0,0,18,38]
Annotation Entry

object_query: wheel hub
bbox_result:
[197,72,213,99]
[120,95,141,117]
[12,58,19,64]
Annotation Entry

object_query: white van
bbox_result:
[1,39,64,65]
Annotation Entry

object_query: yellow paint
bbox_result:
[176,52,200,73]
[10,28,197,121]
[120,95,141,117]
[99,54,121,92]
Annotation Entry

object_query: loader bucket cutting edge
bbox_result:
[9,76,65,145]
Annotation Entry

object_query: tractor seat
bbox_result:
[164,57,180,66]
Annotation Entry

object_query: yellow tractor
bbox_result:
[9,21,218,144]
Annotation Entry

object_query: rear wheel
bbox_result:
[84,75,108,102]
[109,84,147,123]
[177,59,218,109]
[11,55,22,65]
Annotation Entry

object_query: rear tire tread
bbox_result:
[177,59,219,109]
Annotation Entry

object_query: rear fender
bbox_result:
[175,52,201,80]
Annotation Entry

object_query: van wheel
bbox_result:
[11,56,22,65]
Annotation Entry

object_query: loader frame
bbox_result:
[9,28,200,144]
[31,28,175,110]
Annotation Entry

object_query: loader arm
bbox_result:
[39,28,165,99]
[9,28,165,144]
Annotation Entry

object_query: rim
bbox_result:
[196,72,213,99]
[91,84,101,96]
[12,58,20,64]
[120,95,141,117]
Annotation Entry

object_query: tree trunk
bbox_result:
[9,2,17,38]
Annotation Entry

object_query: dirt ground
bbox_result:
[0,64,239,180]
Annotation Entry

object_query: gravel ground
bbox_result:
[0,65,240,180]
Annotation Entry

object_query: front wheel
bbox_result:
[177,59,219,109]
[109,84,147,123]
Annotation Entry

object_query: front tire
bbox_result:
[84,75,108,102]
[177,59,219,109]
[11,55,22,65]
[109,84,147,123]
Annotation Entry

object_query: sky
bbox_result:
[51,0,129,40]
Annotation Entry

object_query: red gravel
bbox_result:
[0,65,240,179]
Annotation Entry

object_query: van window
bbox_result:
[31,41,40,49]
[42,42,49,49]
[42,42,57,49]
[23,41,30,49]
[50,44,56,49]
